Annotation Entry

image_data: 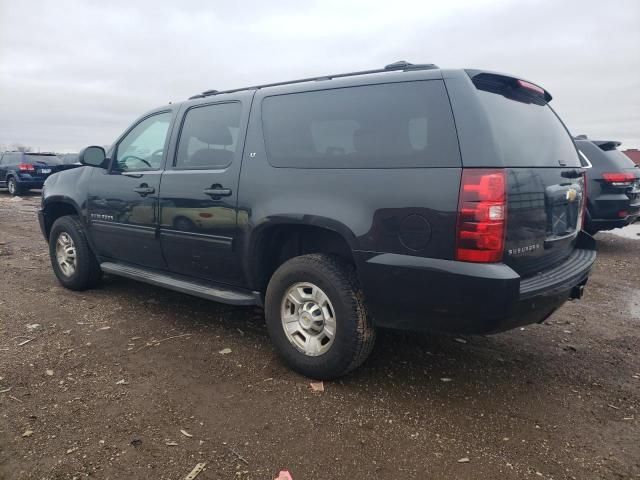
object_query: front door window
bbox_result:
[115,112,172,172]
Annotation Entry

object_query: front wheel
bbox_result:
[265,254,376,379]
[49,216,103,290]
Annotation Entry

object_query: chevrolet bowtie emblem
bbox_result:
[566,188,577,202]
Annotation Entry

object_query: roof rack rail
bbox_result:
[188,61,438,99]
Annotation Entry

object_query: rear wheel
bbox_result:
[265,254,376,379]
[7,177,22,196]
[49,216,102,290]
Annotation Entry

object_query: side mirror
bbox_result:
[79,146,107,168]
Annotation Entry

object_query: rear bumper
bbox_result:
[357,232,597,334]
[587,215,639,232]
[15,178,45,189]
[588,193,640,231]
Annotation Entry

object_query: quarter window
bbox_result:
[261,81,460,168]
[175,102,242,169]
[115,112,172,171]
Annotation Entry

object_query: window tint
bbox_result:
[175,102,242,169]
[475,90,580,168]
[115,112,172,171]
[261,81,460,168]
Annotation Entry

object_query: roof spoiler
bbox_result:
[466,69,552,103]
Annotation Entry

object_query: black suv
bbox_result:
[38,62,596,378]
[574,136,640,234]
[0,152,77,196]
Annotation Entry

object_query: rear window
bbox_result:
[261,80,460,168]
[475,86,580,168]
[24,154,62,165]
[578,141,638,170]
[602,149,638,169]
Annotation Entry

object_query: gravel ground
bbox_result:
[0,192,639,480]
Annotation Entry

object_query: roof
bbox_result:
[188,61,439,100]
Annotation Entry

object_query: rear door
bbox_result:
[447,71,586,277]
[158,94,251,286]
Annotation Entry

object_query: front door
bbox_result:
[87,110,173,269]
[159,97,250,286]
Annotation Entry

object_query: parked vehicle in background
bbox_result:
[575,136,640,234]
[38,62,596,378]
[59,153,80,165]
[0,152,80,196]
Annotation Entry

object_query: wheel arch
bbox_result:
[246,216,360,293]
[41,196,83,240]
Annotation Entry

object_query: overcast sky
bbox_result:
[0,0,638,153]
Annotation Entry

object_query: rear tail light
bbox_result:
[456,169,507,263]
[618,210,629,218]
[601,172,635,186]
[18,163,35,172]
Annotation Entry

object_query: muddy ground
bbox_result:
[0,192,638,480]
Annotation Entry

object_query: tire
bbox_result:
[49,215,103,290]
[265,254,376,379]
[7,176,22,196]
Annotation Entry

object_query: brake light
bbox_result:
[517,79,545,95]
[18,163,35,172]
[456,169,507,263]
[602,172,635,186]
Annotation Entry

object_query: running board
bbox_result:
[100,262,261,306]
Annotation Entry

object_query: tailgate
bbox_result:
[460,71,587,278]
[505,168,585,277]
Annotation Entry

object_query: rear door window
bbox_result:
[174,102,242,169]
[261,81,460,168]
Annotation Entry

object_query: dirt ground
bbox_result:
[0,192,638,480]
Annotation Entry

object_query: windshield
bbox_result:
[476,89,581,168]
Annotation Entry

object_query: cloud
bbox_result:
[0,0,638,152]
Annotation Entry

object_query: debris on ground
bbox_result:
[454,337,467,344]
[26,323,41,331]
[274,470,293,480]
[310,381,324,392]
[165,441,179,446]
[22,430,34,438]
[115,379,128,385]
[17,338,36,346]
[180,429,193,438]
[440,377,453,382]
[130,439,142,447]
[218,348,232,355]
[45,370,54,376]
[457,457,470,463]
[184,462,206,480]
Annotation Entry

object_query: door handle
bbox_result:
[203,186,232,197]
[133,185,155,195]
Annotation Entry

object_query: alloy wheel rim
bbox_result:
[8,179,15,194]
[55,232,77,277]
[280,282,336,356]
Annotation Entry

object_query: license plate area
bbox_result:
[546,184,581,237]
[39,168,52,174]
